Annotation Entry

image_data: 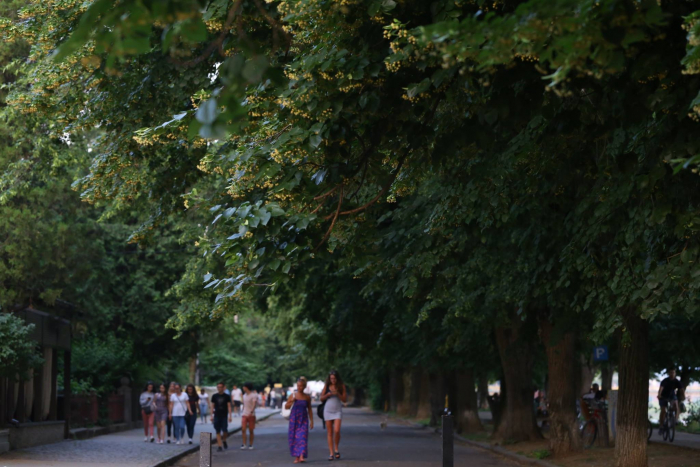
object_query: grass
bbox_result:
[677,421,700,434]
[529,449,552,459]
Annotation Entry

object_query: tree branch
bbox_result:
[314,186,344,252]
[333,152,407,218]
[170,0,243,68]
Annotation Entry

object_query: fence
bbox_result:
[67,393,127,427]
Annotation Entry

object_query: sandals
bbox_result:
[335,452,341,459]
[328,455,334,461]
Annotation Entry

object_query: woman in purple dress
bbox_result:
[286,377,314,463]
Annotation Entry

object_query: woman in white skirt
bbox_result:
[321,371,347,460]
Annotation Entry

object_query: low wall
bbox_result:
[9,421,65,450]
[0,430,9,454]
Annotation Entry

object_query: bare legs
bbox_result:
[216,431,227,448]
[325,420,342,456]
[156,421,166,442]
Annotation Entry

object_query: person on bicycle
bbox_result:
[658,367,682,432]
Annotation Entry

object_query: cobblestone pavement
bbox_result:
[174,408,517,467]
[0,408,277,467]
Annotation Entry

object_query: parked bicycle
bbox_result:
[580,398,607,448]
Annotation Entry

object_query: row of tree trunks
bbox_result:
[539,318,581,455]
[614,308,649,467]
[494,318,542,442]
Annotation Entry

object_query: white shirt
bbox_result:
[199,393,209,404]
[170,393,189,416]
[270,390,276,398]
[232,388,243,402]
[242,392,258,416]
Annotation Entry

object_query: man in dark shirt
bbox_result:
[657,368,682,430]
[210,382,232,452]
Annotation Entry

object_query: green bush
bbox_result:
[0,313,43,379]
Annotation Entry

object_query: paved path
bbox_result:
[648,427,700,451]
[174,407,516,467]
[0,409,277,467]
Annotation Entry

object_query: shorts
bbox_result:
[213,415,228,434]
[241,415,256,430]
[234,400,242,408]
[660,397,677,408]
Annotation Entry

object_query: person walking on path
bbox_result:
[231,384,243,417]
[169,383,191,445]
[154,383,170,444]
[286,377,314,463]
[210,382,233,452]
[184,384,199,444]
[139,382,156,443]
[321,371,347,460]
[241,382,258,450]
[199,388,210,424]
[166,382,176,443]
[270,388,277,410]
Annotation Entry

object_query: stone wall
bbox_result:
[9,421,65,450]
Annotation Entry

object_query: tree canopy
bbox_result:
[5,0,700,465]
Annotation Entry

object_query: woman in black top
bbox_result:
[185,384,200,444]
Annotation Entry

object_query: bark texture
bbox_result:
[428,371,445,427]
[601,364,614,391]
[494,320,542,442]
[454,369,484,434]
[539,319,581,456]
[614,309,648,467]
[477,375,489,409]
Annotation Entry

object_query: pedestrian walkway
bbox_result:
[0,408,277,467]
[174,407,516,467]
[649,428,700,451]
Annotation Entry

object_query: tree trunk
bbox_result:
[428,371,445,427]
[408,367,421,417]
[601,364,614,391]
[455,369,484,434]
[477,375,489,409]
[614,308,648,467]
[350,387,365,406]
[389,368,403,413]
[539,318,581,456]
[494,321,542,442]
[577,355,596,398]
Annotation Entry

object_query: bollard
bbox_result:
[200,432,212,467]
[442,414,453,467]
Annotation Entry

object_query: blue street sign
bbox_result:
[593,345,609,362]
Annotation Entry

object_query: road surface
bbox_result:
[174,407,516,467]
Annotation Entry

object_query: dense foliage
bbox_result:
[5,0,700,465]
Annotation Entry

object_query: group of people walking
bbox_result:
[287,371,346,463]
[137,370,348,464]
[138,381,249,445]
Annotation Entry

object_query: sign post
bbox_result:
[442,413,453,467]
[593,345,609,362]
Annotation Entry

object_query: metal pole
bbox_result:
[200,432,212,467]
[442,413,453,467]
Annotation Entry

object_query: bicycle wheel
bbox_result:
[669,417,675,442]
[581,420,597,448]
[662,421,669,441]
